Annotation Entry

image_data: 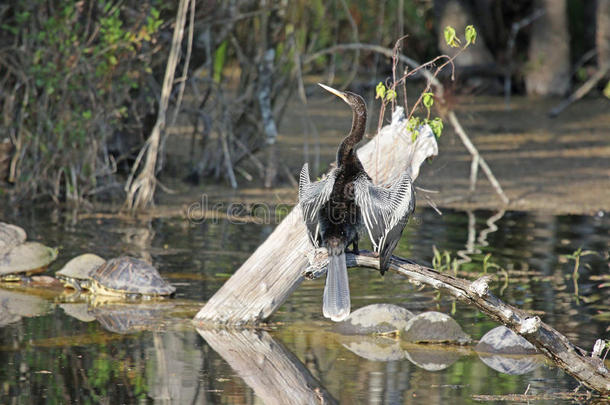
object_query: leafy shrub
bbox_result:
[0,1,164,203]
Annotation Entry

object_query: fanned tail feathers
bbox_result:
[323,253,350,321]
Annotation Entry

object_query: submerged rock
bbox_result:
[334,304,414,335]
[402,311,471,344]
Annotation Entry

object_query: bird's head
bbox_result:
[318,83,366,115]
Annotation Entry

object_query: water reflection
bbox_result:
[198,327,337,405]
[403,345,465,372]
[340,335,405,361]
[0,288,50,327]
[0,207,608,403]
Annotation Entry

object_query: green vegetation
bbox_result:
[374,25,477,142]
[1,1,607,204]
[1,0,164,203]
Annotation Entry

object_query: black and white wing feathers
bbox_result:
[353,172,415,270]
[298,163,335,247]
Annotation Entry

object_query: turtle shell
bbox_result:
[90,256,175,297]
[0,222,27,256]
[0,242,58,278]
[56,253,106,289]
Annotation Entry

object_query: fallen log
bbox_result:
[302,249,610,395]
[193,108,438,324]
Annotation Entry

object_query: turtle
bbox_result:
[0,222,27,256]
[0,241,58,281]
[56,253,106,291]
[89,256,176,298]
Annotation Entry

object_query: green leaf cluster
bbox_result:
[444,25,477,48]
[375,82,398,102]
[407,116,443,141]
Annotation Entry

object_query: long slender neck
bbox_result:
[337,97,367,165]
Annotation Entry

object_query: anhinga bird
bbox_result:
[299,83,415,322]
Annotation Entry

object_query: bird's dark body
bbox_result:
[319,104,367,257]
[299,84,415,321]
[319,163,362,256]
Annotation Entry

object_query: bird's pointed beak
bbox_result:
[318,83,349,103]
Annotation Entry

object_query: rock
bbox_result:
[402,311,471,344]
[30,275,64,287]
[334,304,414,335]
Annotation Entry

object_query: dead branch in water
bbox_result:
[302,249,610,395]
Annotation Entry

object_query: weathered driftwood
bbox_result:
[197,327,337,405]
[193,108,438,324]
[304,249,610,394]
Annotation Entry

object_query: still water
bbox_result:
[0,206,608,404]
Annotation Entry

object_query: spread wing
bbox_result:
[353,172,415,269]
[298,163,335,247]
